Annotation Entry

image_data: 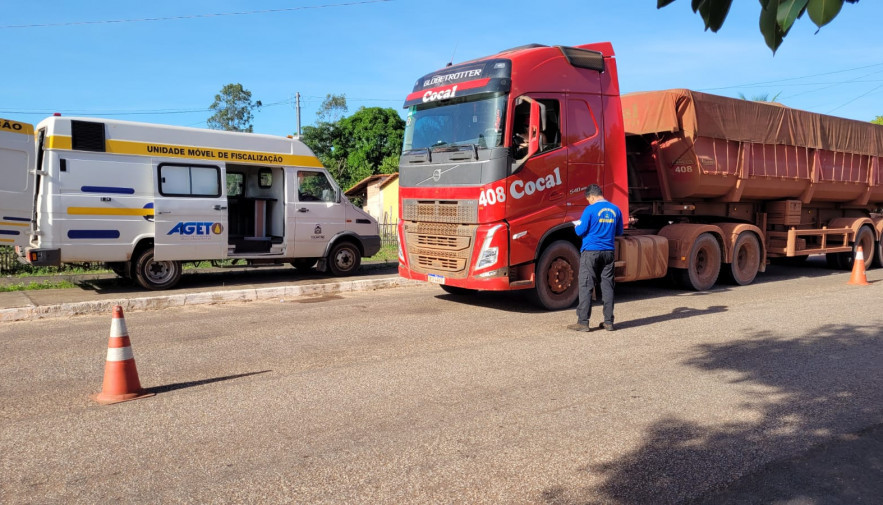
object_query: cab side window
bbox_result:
[511,98,561,159]
[297,171,336,202]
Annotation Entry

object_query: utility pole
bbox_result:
[295,92,302,137]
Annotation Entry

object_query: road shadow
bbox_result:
[146,370,271,395]
[74,263,398,295]
[613,305,728,331]
[538,323,883,504]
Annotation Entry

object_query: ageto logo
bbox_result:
[167,222,224,235]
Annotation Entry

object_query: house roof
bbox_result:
[344,173,398,196]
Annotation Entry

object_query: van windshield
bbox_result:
[402,93,507,152]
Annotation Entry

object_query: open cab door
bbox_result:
[0,118,35,249]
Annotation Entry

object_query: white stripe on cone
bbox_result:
[106,346,135,362]
[110,317,128,337]
[856,248,864,261]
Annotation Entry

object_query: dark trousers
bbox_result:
[576,250,615,325]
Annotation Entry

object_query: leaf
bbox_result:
[697,0,733,31]
[776,0,808,33]
[657,0,677,7]
[807,0,843,27]
[760,1,785,52]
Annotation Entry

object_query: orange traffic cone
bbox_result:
[92,305,155,404]
[847,246,870,286]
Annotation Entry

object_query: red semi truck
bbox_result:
[396,42,883,309]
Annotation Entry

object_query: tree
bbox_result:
[657,0,860,53]
[316,94,348,124]
[301,106,405,190]
[872,116,883,125]
[207,83,262,132]
[738,92,783,102]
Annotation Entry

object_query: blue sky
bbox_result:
[3,1,881,136]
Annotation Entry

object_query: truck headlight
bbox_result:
[476,247,498,269]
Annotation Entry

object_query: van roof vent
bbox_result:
[71,120,107,152]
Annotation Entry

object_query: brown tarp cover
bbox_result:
[622,89,883,157]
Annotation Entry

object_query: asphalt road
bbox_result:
[1,259,881,504]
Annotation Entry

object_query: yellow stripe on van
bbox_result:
[0,238,14,243]
[45,135,324,168]
[0,119,34,135]
[0,221,29,227]
[67,207,155,216]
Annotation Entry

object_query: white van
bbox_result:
[4,116,380,290]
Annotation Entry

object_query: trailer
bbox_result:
[396,42,883,309]
[3,116,380,289]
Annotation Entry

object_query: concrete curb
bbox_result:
[1,276,422,322]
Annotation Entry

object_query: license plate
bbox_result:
[428,273,445,284]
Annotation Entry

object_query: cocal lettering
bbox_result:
[509,167,562,200]
[423,85,458,103]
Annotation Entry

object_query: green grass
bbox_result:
[369,243,398,263]
[0,280,78,292]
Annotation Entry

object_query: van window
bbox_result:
[159,163,221,197]
[297,171,336,202]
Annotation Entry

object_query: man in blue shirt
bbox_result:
[569,184,623,332]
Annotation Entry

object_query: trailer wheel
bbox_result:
[677,233,721,291]
[724,232,761,285]
[877,237,883,269]
[844,226,876,270]
[530,240,579,310]
[133,248,182,290]
[327,241,361,276]
[440,285,477,296]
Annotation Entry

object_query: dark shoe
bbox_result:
[599,322,615,331]
[567,323,591,332]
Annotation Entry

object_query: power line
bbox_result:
[0,0,393,29]
[698,61,883,92]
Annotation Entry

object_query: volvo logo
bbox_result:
[432,168,442,182]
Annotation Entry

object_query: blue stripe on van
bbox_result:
[67,230,121,239]
[81,186,135,195]
[2,216,30,222]
[0,230,20,235]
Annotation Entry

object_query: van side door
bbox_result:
[0,119,35,249]
[153,162,228,260]
[289,169,344,258]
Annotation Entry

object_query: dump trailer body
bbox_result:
[623,89,883,206]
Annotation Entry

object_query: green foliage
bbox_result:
[316,94,348,124]
[207,83,262,132]
[737,91,783,102]
[657,0,860,53]
[872,116,883,125]
[302,106,405,190]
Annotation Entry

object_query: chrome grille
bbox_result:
[403,221,476,279]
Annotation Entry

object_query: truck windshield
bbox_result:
[403,93,507,151]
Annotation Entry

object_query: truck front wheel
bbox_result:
[327,241,361,276]
[133,248,182,290]
[677,233,721,291]
[531,240,579,310]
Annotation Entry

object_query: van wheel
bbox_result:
[677,233,721,291]
[530,240,579,310]
[328,242,361,276]
[133,248,182,290]
[107,262,130,279]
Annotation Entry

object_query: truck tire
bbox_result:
[133,248,182,290]
[844,226,876,270]
[327,241,361,276]
[677,233,721,291]
[530,240,579,310]
[724,232,761,285]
